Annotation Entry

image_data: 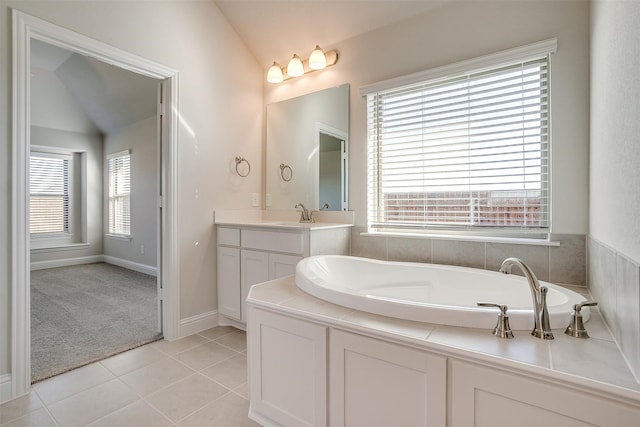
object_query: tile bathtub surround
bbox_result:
[588,236,640,381]
[0,327,257,427]
[351,227,587,286]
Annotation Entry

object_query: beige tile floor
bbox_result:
[0,326,259,427]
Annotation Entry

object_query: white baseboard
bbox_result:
[218,314,246,331]
[179,310,219,338]
[30,255,103,271]
[30,255,157,277]
[249,405,277,427]
[102,256,157,277]
[0,374,12,404]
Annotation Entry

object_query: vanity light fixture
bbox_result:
[267,61,284,84]
[286,54,304,77]
[267,46,338,83]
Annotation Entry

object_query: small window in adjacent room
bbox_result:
[364,40,556,239]
[29,152,71,235]
[107,150,131,237]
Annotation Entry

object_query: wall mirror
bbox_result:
[266,84,349,211]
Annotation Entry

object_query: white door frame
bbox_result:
[11,10,181,399]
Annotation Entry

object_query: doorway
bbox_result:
[11,10,180,398]
[315,123,349,211]
[29,39,162,382]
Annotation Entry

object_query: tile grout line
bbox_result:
[29,389,62,427]
[31,365,118,409]
[123,329,246,425]
[109,351,244,423]
[171,389,238,426]
[26,327,247,427]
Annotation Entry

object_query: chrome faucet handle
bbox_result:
[477,302,514,339]
[565,300,597,338]
[308,204,329,224]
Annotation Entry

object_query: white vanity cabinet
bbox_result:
[450,360,640,427]
[217,228,242,320]
[217,224,350,324]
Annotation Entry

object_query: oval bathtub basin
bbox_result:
[295,255,589,331]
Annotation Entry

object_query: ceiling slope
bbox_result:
[215,0,449,68]
[31,39,158,135]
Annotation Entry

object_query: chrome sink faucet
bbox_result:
[295,203,313,223]
[499,257,554,340]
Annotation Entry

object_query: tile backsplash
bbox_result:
[350,227,586,287]
[588,236,640,380]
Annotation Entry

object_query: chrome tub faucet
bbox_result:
[499,257,554,340]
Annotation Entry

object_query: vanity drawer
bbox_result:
[218,227,240,246]
[242,229,305,255]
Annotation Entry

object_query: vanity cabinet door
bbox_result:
[241,250,269,322]
[269,253,303,280]
[450,359,640,427]
[248,307,327,427]
[329,329,447,427]
[217,246,241,321]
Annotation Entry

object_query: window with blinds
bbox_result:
[366,52,551,237]
[29,153,71,234]
[107,150,131,237]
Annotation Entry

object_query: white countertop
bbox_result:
[215,219,353,230]
[213,209,354,230]
[247,275,640,406]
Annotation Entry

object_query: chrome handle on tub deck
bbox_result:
[477,302,514,339]
[565,300,598,338]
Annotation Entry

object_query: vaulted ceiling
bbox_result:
[30,39,158,135]
[29,1,446,134]
[214,0,449,68]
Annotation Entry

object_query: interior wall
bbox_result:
[263,0,590,289]
[103,116,158,269]
[589,0,640,262]
[0,0,263,379]
[589,0,640,379]
[264,0,590,236]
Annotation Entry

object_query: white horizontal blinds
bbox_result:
[368,56,550,232]
[29,154,70,234]
[108,151,131,236]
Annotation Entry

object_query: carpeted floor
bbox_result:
[30,262,162,383]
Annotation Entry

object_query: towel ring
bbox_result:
[280,163,293,182]
[235,156,250,177]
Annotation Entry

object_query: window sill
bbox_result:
[30,242,91,254]
[106,234,132,242]
[361,231,560,247]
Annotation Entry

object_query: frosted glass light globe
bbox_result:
[308,45,327,70]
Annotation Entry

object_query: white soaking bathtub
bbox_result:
[295,255,589,331]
